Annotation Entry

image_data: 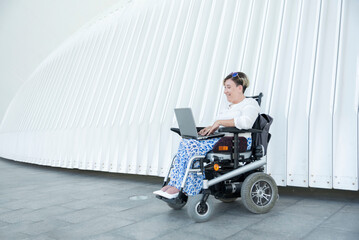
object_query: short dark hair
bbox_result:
[223,72,249,93]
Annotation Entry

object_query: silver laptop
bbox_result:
[174,108,224,140]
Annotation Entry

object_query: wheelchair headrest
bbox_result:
[246,92,263,106]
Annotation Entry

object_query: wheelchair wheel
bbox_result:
[218,197,238,203]
[241,172,278,214]
[187,194,213,223]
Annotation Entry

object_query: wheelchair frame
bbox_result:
[156,93,278,222]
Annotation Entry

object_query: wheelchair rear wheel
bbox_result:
[241,172,278,214]
[187,194,213,223]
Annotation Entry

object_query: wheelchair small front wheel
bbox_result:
[187,194,213,223]
[167,199,187,210]
[241,172,278,214]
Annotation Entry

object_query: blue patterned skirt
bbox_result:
[168,138,220,196]
[169,136,252,196]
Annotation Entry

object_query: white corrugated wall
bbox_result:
[0,0,358,191]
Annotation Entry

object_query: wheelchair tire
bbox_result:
[218,197,238,203]
[187,194,213,223]
[241,172,278,214]
[167,200,187,210]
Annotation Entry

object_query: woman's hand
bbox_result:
[198,126,211,136]
[207,120,221,135]
[198,121,222,136]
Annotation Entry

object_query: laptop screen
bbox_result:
[174,108,198,139]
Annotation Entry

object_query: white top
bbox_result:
[216,98,260,130]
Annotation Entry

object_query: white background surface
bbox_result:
[0,0,126,123]
[0,0,358,191]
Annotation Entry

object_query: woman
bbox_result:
[154,72,260,199]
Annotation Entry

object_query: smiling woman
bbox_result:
[153,72,260,199]
[206,72,258,135]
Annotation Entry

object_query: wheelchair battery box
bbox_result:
[212,136,248,153]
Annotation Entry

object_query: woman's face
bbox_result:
[224,79,243,104]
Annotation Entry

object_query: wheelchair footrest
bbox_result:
[156,195,185,204]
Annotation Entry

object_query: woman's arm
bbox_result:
[216,119,235,127]
[204,99,260,135]
[207,104,259,135]
[205,119,235,135]
[233,104,259,129]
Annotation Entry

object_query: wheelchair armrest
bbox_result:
[218,127,262,134]
[170,128,181,136]
[170,127,206,136]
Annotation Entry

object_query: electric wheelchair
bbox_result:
[156,93,278,222]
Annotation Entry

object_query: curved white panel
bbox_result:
[267,0,302,186]
[0,0,358,191]
[309,0,342,189]
[287,0,321,187]
[333,0,359,191]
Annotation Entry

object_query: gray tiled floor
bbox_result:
[0,157,358,240]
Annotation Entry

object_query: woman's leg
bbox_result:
[168,139,200,192]
[168,138,220,196]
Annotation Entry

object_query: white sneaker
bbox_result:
[153,190,164,195]
[156,191,179,199]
